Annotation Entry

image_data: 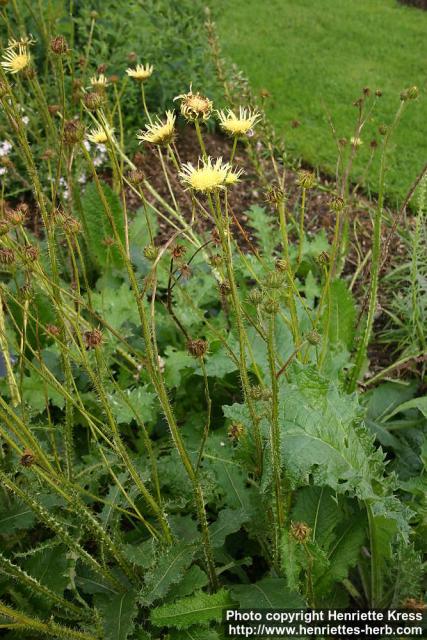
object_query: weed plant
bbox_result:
[0,5,425,640]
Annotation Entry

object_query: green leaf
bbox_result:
[96,590,138,640]
[280,365,384,500]
[108,386,158,425]
[0,502,35,534]
[209,508,249,548]
[81,181,125,269]
[324,279,356,350]
[150,589,233,629]
[91,281,140,334]
[231,578,305,608]
[173,566,208,599]
[23,544,69,594]
[140,542,195,605]
[21,369,65,413]
[385,395,427,420]
[245,204,276,256]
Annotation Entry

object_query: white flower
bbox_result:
[0,141,12,157]
[0,167,7,176]
[83,140,91,152]
[22,116,29,125]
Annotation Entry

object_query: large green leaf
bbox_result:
[140,542,195,606]
[96,590,138,640]
[323,279,356,350]
[150,589,232,629]
[81,181,125,269]
[231,578,305,608]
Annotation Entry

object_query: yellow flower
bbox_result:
[137,111,176,146]
[1,44,31,74]
[126,63,154,81]
[87,122,114,144]
[179,157,242,193]
[217,107,261,137]
[350,136,362,147]
[174,86,212,121]
[90,74,109,90]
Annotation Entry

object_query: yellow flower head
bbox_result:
[126,63,154,82]
[350,136,362,147]
[90,74,109,90]
[179,156,242,193]
[137,111,176,146]
[87,122,114,144]
[174,86,212,121]
[1,44,31,75]
[217,107,261,137]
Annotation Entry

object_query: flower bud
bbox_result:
[128,169,145,186]
[291,521,311,543]
[24,244,39,262]
[219,280,231,296]
[228,422,245,441]
[63,119,85,145]
[20,448,36,467]
[262,297,279,315]
[248,288,264,305]
[330,195,344,213]
[297,170,315,190]
[0,247,15,264]
[306,330,321,346]
[143,244,158,261]
[275,258,288,272]
[262,271,286,290]
[400,86,418,101]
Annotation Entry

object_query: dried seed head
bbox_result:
[62,216,81,235]
[48,104,61,115]
[187,338,208,358]
[0,220,10,235]
[41,148,55,161]
[275,259,288,272]
[20,284,33,301]
[20,448,36,467]
[370,139,378,149]
[248,288,264,305]
[127,169,145,185]
[306,330,321,346]
[228,422,245,441]
[219,280,231,296]
[179,263,192,280]
[362,86,371,96]
[265,185,285,206]
[338,137,347,147]
[209,254,222,267]
[175,87,213,121]
[0,247,15,264]
[291,521,311,543]
[83,328,103,349]
[297,170,315,190]
[375,89,382,97]
[330,195,344,213]
[63,119,85,145]
[6,205,27,225]
[50,36,68,55]
[170,244,187,260]
[83,91,105,111]
[143,244,159,261]
[45,324,61,337]
[24,244,39,262]
[97,63,107,74]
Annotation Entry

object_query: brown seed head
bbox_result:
[265,185,285,206]
[219,280,231,296]
[375,89,382,97]
[63,119,85,145]
[50,36,68,55]
[84,91,105,111]
[228,422,245,441]
[45,324,61,337]
[170,244,187,260]
[176,88,213,121]
[48,104,61,116]
[330,195,344,213]
[0,248,15,264]
[83,328,103,349]
[20,448,36,467]
[209,254,222,267]
[291,521,311,543]
[41,148,55,161]
[128,169,145,185]
[62,216,82,235]
[187,338,209,358]
[97,63,107,74]
[24,244,40,262]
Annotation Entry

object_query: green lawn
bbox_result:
[212,0,427,205]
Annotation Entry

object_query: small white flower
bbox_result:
[22,116,29,125]
[0,167,8,176]
[78,173,87,184]
[83,140,91,152]
[0,141,12,157]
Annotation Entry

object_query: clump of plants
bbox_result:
[0,6,425,640]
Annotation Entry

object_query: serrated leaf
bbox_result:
[91,282,140,334]
[385,395,427,420]
[21,369,65,413]
[231,578,305,608]
[245,204,276,255]
[140,542,195,605]
[0,502,35,534]
[96,590,138,640]
[23,544,69,594]
[108,385,158,425]
[81,181,125,269]
[150,588,232,629]
[172,566,208,599]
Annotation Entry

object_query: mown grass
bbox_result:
[212,0,427,205]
